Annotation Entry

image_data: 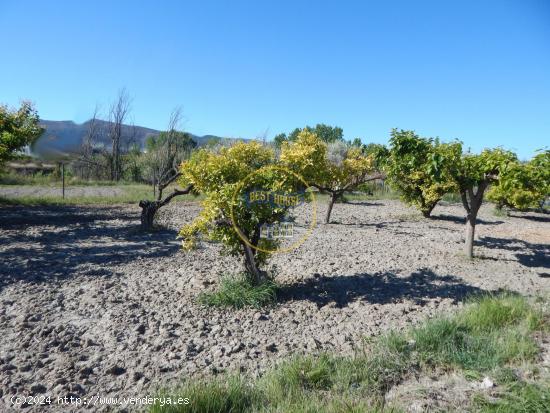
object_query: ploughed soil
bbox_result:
[0,199,548,411]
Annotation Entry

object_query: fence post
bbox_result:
[62,163,65,199]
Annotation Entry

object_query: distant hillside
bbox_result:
[32,119,224,159]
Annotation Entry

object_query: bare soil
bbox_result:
[0,199,548,411]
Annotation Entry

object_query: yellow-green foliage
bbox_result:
[487,150,549,210]
[327,145,374,191]
[279,129,328,184]
[386,129,462,217]
[178,141,303,269]
[280,129,374,192]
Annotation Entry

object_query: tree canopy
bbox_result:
[178,141,306,284]
[0,101,43,163]
[281,129,375,223]
[487,150,549,211]
[385,129,462,217]
[274,124,343,147]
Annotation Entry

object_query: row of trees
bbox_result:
[177,127,548,285]
[383,129,548,257]
[1,102,547,266]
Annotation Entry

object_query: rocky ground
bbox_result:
[0,199,548,412]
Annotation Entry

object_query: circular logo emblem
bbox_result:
[230,165,316,254]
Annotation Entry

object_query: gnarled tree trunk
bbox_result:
[243,243,266,285]
[325,192,339,224]
[240,223,268,285]
[421,201,437,218]
[139,184,193,231]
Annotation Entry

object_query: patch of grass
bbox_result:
[149,376,259,413]
[198,275,278,309]
[459,293,542,332]
[258,354,338,405]
[0,171,143,186]
[474,380,550,412]
[151,293,548,413]
[412,293,543,371]
[152,356,400,413]
[0,184,201,206]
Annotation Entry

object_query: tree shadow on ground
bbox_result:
[345,201,385,206]
[0,205,180,291]
[278,268,489,308]
[430,214,504,225]
[477,236,549,269]
[507,213,550,223]
[0,204,136,230]
[329,221,396,228]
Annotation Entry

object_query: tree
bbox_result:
[273,133,287,147]
[487,150,550,211]
[453,148,517,258]
[312,123,343,143]
[139,108,197,230]
[77,105,105,180]
[273,124,343,147]
[280,130,378,224]
[123,143,143,182]
[385,129,461,218]
[178,142,303,285]
[529,150,550,209]
[362,143,389,170]
[108,88,132,181]
[0,101,43,163]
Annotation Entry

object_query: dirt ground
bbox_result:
[0,199,548,411]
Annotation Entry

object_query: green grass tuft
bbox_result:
[198,275,278,309]
[459,293,542,332]
[150,377,258,413]
[412,293,542,371]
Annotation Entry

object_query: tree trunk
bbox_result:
[243,242,264,285]
[421,202,436,218]
[325,192,338,224]
[465,214,476,259]
[139,184,193,231]
[139,200,160,231]
[463,185,484,259]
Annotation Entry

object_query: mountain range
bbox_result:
[32,119,224,159]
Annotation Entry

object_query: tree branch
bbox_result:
[461,190,471,214]
[159,184,193,207]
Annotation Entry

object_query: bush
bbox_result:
[198,275,278,309]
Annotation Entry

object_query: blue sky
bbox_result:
[1,0,549,159]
